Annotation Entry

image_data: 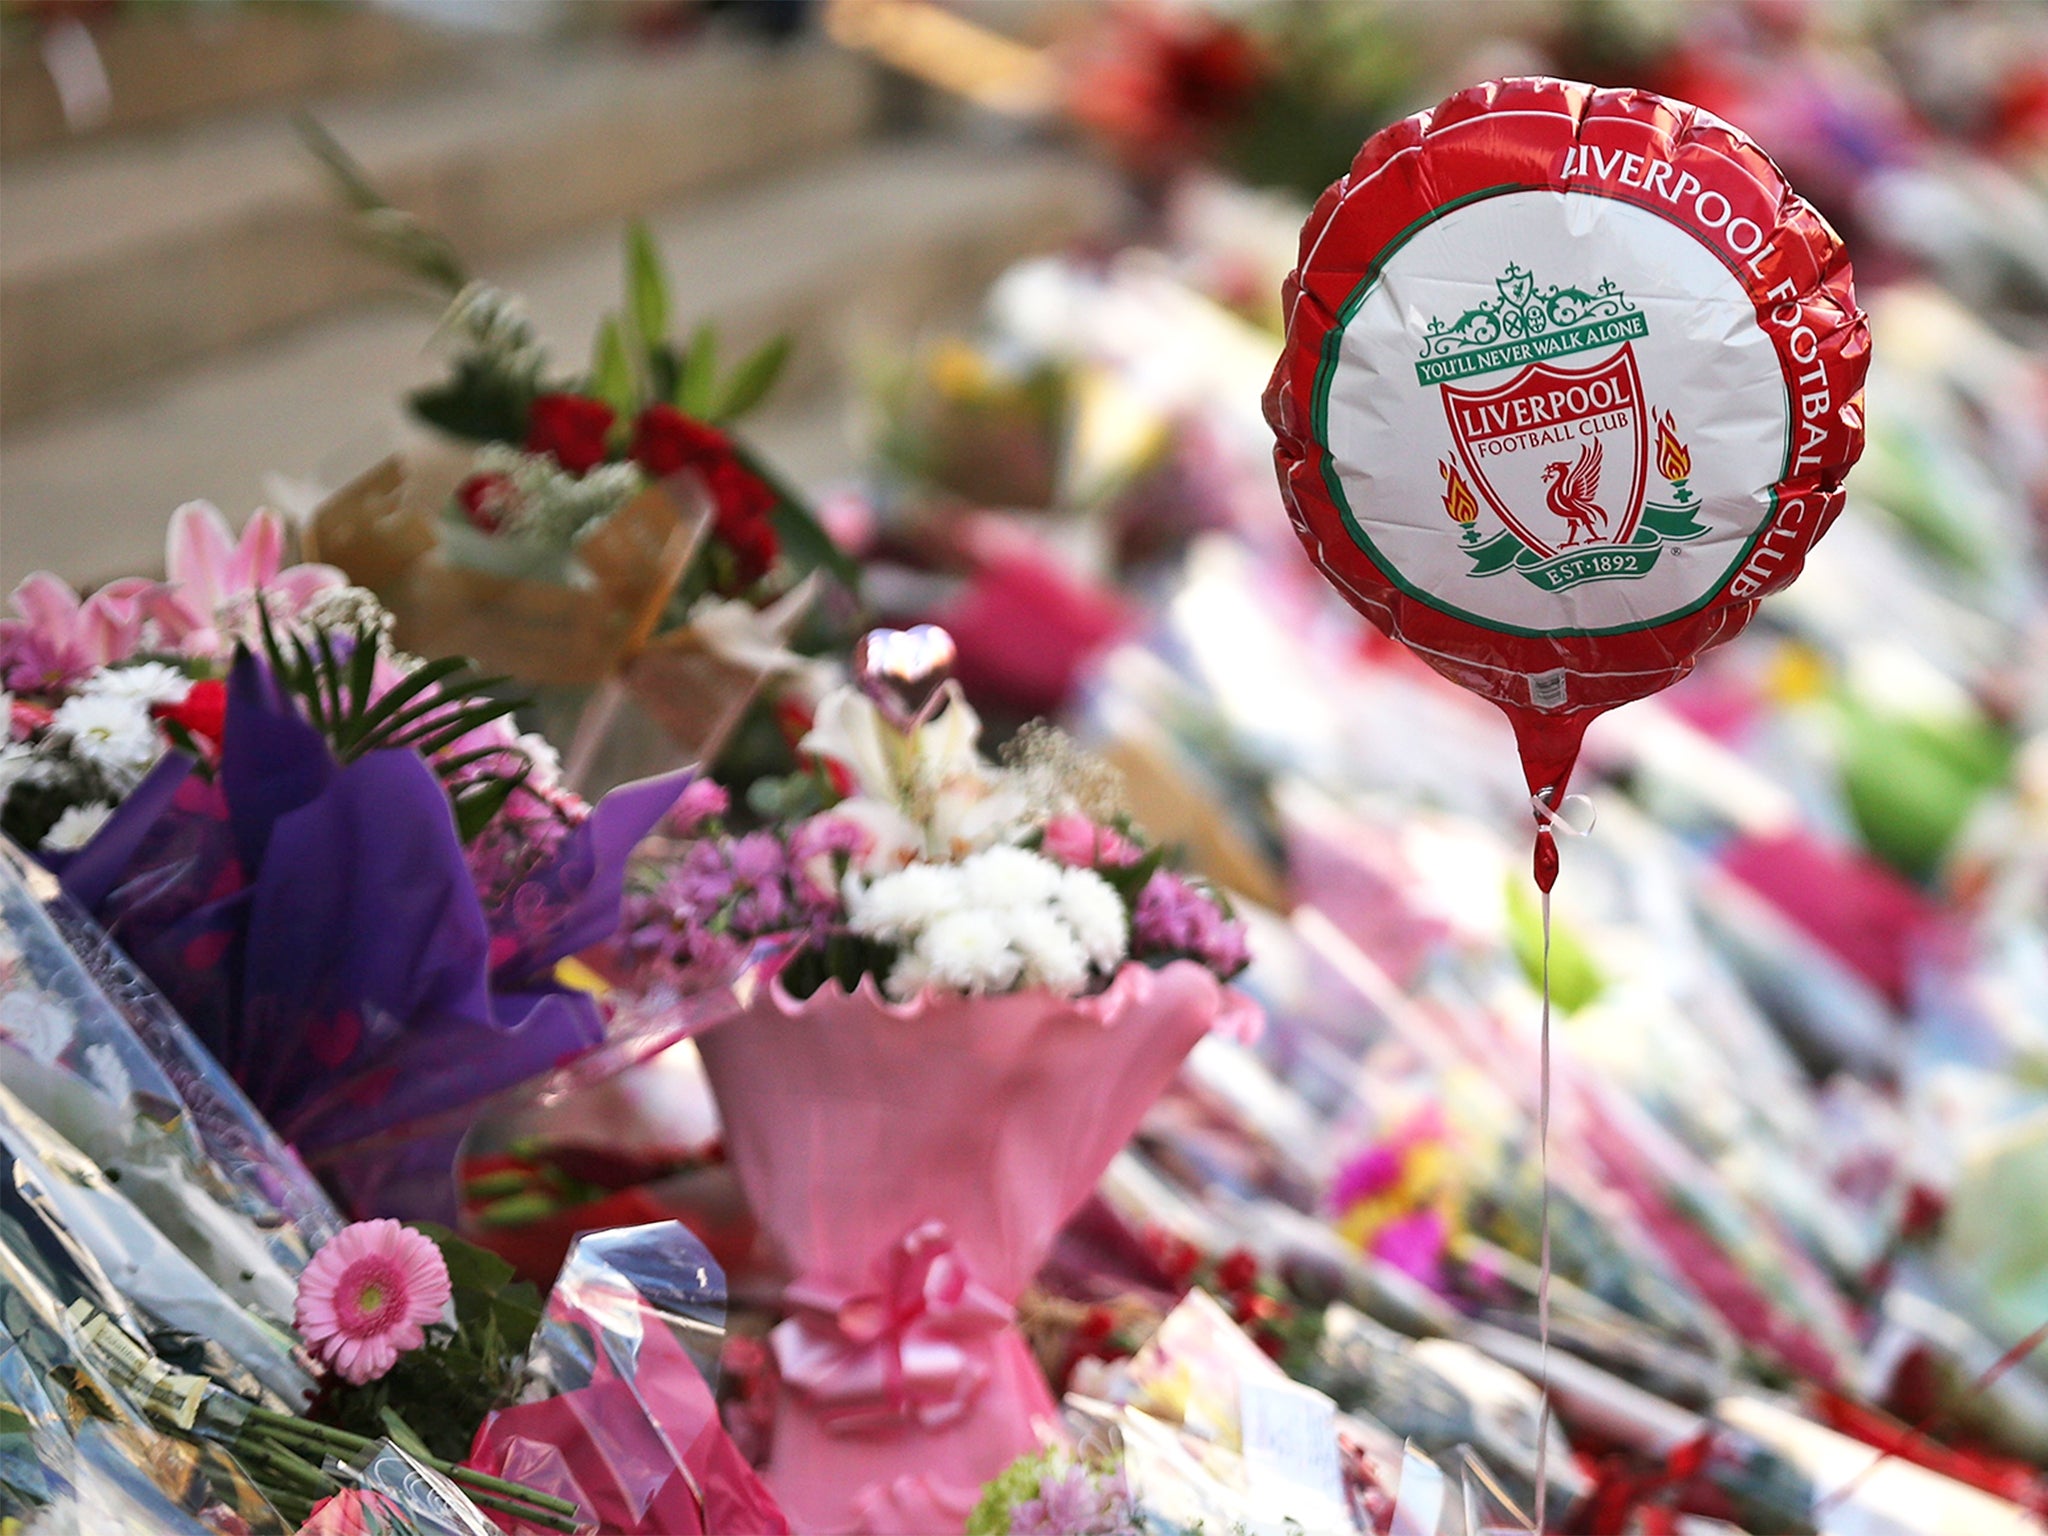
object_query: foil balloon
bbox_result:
[1267,77,1868,887]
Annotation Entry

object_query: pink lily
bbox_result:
[0,570,158,693]
[151,501,344,655]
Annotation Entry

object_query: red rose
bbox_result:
[630,403,731,477]
[526,394,616,475]
[705,458,780,589]
[1214,1248,1260,1293]
[153,679,226,750]
[455,471,518,534]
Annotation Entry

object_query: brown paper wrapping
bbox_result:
[305,449,802,777]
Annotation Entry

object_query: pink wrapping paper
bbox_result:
[698,959,1253,1534]
[466,1267,789,1535]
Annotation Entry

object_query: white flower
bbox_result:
[50,694,161,786]
[84,1041,131,1109]
[0,742,32,800]
[846,863,963,941]
[515,731,562,789]
[0,986,74,1064]
[80,662,190,709]
[1056,865,1129,970]
[884,948,935,1003]
[800,684,1027,870]
[958,845,1064,910]
[914,909,1023,994]
[1006,906,1091,996]
[40,802,112,852]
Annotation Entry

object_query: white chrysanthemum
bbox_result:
[1006,906,1090,996]
[50,695,161,785]
[81,661,191,708]
[846,863,963,941]
[1056,865,1129,970]
[884,949,935,1003]
[958,844,1065,910]
[914,909,1022,994]
[40,802,112,852]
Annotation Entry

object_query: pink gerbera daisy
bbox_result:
[294,1220,451,1385]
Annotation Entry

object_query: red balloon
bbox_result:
[1266,77,1869,886]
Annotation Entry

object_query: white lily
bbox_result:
[800,682,1028,870]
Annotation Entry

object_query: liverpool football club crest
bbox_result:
[1426,265,1707,592]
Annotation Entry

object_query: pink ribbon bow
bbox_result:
[772,1221,1012,1436]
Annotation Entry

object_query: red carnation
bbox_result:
[630,403,731,477]
[455,471,518,534]
[526,394,616,476]
[1214,1248,1260,1293]
[153,679,227,751]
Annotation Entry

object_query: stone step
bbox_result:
[0,4,451,160]
[0,137,1117,587]
[0,37,881,423]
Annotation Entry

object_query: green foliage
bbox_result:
[623,220,670,364]
[673,321,720,418]
[294,112,469,297]
[588,315,640,422]
[253,613,532,843]
[408,356,539,446]
[966,1450,1055,1536]
[715,335,793,422]
[311,1225,543,1464]
[745,766,834,824]
[777,933,900,1001]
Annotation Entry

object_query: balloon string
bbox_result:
[1534,882,1555,1536]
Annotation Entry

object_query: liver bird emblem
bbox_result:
[1542,440,1606,548]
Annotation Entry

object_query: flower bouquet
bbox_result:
[6,836,792,1534]
[614,626,1257,1533]
[297,125,851,786]
[4,502,684,1222]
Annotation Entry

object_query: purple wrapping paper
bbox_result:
[52,653,682,1221]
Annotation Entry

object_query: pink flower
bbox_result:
[0,571,158,694]
[153,501,344,656]
[296,1489,407,1536]
[294,1220,451,1385]
[1041,813,1143,870]
[1132,869,1249,977]
[666,775,730,836]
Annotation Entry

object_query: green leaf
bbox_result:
[714,334,792,422]
[408,361,539,445]
[346,627,378,734]
[368,677,517,755]
[730,439,860,590]
[452,771,525,844]
[406,701,521,761]
[623,221,670,364]
[673,322,719,417]
[588,315,640,420]
[648,342,682,406]
[347,656,472,749]
[293,111,469,296]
